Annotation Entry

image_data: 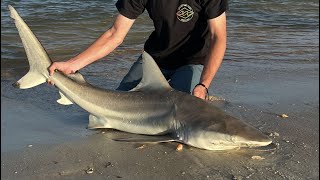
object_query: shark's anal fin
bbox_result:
[88,114,111,129]
[113,136,178,143]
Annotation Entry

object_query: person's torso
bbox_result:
[144,0,210,69]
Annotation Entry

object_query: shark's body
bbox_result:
[8,5,272,151]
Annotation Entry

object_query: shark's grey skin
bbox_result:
[8,5,272,151]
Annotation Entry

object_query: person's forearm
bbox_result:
[68,27,123,71]
[192,13,226,99]
[48,14,134,76]
[65,14,135,72]
[200,35,226,88]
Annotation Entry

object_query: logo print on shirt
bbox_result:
[176,4,194,22]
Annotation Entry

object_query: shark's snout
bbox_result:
[233,134,272,147]
[12,82,20,88]
[230,125,272,147]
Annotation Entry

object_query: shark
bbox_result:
[8,5,272,151]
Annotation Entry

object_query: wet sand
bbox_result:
[1,59,319,180]
[1,0,319,179]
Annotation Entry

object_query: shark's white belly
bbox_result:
[88,106,175,135]
[84,95,177,135]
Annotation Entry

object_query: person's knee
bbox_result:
[169,65,203,93]
[189,65,203,89]
[116,79,141,91]
[116,55,143,91]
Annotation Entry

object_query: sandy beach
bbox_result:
[1,57,319,179]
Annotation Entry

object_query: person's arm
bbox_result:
[193,12,227,100]
[49,14,135,75]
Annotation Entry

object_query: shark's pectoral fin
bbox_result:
[57,91,73,105]
[113,136,179,143]
[88,114,111,129]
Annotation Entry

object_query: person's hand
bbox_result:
[49,61,78,76]
[47,61,78,85]
[192,84,208,100]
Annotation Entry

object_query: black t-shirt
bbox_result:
[116,0,228,69]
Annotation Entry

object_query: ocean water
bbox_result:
[1,0,319,89]
[1,0,319,68]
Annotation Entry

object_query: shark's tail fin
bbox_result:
[9,5,52,89]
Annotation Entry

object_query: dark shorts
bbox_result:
[116,55,203,94]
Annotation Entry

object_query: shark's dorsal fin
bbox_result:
[130,51,172,91]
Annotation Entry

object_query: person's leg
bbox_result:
[116,56,143,91]
[116,56,203,92]
[168,64,203,94]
